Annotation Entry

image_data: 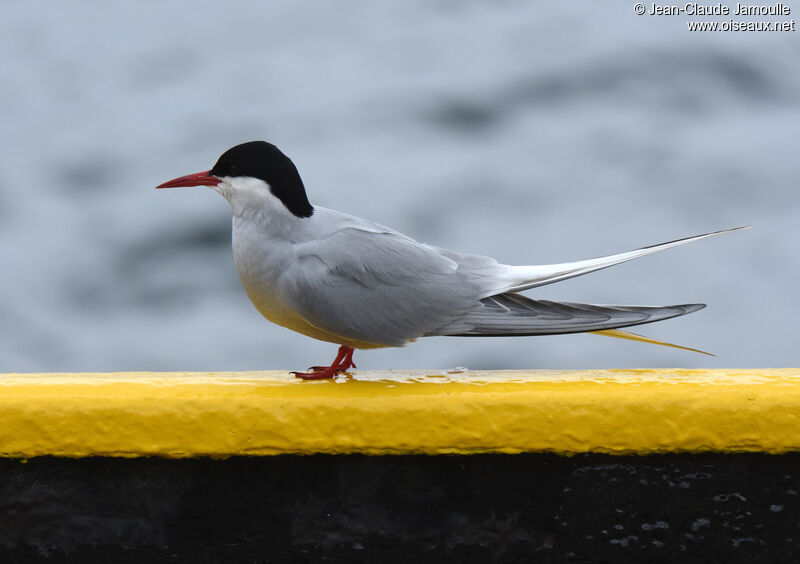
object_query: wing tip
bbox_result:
[680,303,706,314]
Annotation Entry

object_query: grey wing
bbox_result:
[431,293,706,336]
[285,227,486,346]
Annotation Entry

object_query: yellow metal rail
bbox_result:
[1,369,798,458]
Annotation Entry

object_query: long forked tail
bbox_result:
[503,226,749,293]
[591,328,713,356]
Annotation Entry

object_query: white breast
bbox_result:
[230,214,388,349]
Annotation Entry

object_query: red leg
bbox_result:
[292,345,356,380]
[337,346,356,371]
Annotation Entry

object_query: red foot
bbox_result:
[292,345,356,380]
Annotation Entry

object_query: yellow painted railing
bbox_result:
[1,369,798,458]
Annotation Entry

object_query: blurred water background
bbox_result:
[1,2,798,372]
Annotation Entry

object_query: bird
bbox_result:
[157,141,745,379]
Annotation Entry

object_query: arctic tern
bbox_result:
[157,141,744,379]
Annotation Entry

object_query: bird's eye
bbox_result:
[227,164,241,176]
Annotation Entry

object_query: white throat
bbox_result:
[214,176,299,227]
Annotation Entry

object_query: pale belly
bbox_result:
[238,276,390,350]
[232,216,395,350]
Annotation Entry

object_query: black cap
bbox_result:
[210,141,314,218]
